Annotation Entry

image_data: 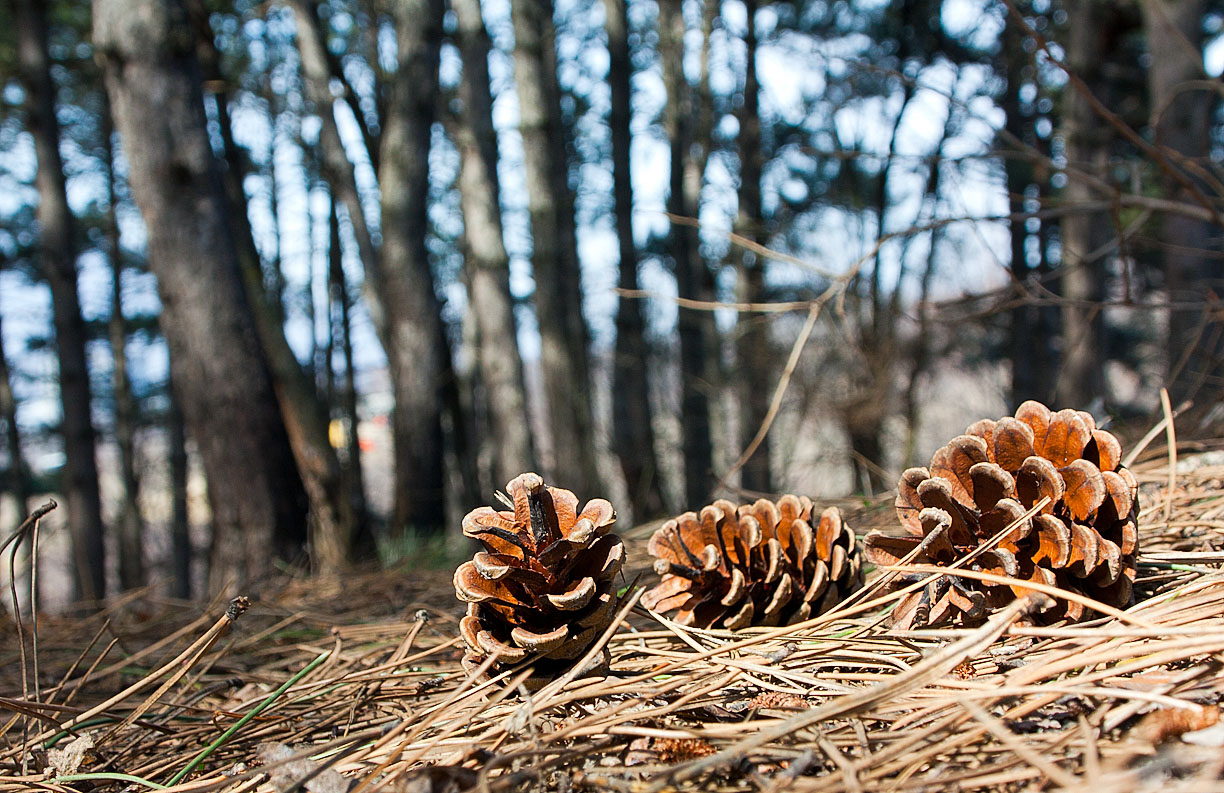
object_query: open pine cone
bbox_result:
[863,400,1139,629]
[454,473,624,687]
[641,495,862,629]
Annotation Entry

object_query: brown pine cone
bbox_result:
[454,473,624,687]
[641,495,862,629]
[863,400,1139,629]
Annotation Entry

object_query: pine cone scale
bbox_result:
[991,418,1034,469]
[1091,430,1122,470]
[511,623,570,653]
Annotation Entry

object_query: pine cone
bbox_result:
[863,400,1139,629]
[454,473,624,687]
[642,496,862,629]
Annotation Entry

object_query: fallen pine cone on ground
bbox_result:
[864,400,1139,629]
[642,495,862,629]
[454,473,624,688]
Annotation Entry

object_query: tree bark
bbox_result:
[604,0,664,521]
[14,0,107,602]
[0,311,32,614]
[1141,0,1222,404]
[452,0,537,487]
[190,5,355,575]
[660,0,714,507]
[291,0,382,311]
[1001,10,1057,407]
[377,0,452,531]
[94,0,309,593]
[328,197,371,554]
[0,312,31,520]
[167,386,191,599]
[103,105,145,590]
[511,0,603,498]
[734,0,771,495]
[1055,0,1113,409]
[293,0,452,533]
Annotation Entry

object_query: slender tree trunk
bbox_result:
[1141,0,1222,404]
[604,0,664,521]
[902,76,960,467]
[287,0,378,323]
[452,0,536,487]
[301,170,319,388]
[1001,11,1051,407]
[94,0,309,593]
[325,199,340,413]
[511,0,602,498]
[845,18,924,494]
[0,313,31,519]
[0,311,32,614]
[1056,0,1118,409]
[167,387,191,599]
[294,0,452,533]
[264,144,287,325]
[734,0,771,494]
[1035,118,1060,403]
[660,0,713,507]
[15,0,106,602]
[103,106,145,590]
[328,198,371,554]
[378,0,453,531]
[292,3,380,313]
[192,4,355,573]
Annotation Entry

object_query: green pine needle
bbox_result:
[166,650,331,786]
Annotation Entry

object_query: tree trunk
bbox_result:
[290,0,382,314]
[0,311,32,614]
[902,74,961,467]
[378,0,452,531]
[0,312,31,519]
[15,0,106,602]
[94,0,309,593]
[511,0,602,498]
[734,0,771,495]
[1055,0,1113,409]
[103,106,145,591]
[294,0,452,533]
[191,2,356,573]
[604,0,664,521]
[1001,12,1058,407]
[1141,0,1222,404]
[660,0,714,507]
[167,386,191,599]
[263,141,287,326]
[452,0,536,487]
[328,197,371,555]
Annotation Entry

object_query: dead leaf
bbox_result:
[257,741,350,793]
[47,733,95,777]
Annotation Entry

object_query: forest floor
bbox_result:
[2,443,1223,792]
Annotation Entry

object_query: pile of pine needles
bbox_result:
[2,443,1223,792]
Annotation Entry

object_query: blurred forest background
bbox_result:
[0,0,1221,609]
